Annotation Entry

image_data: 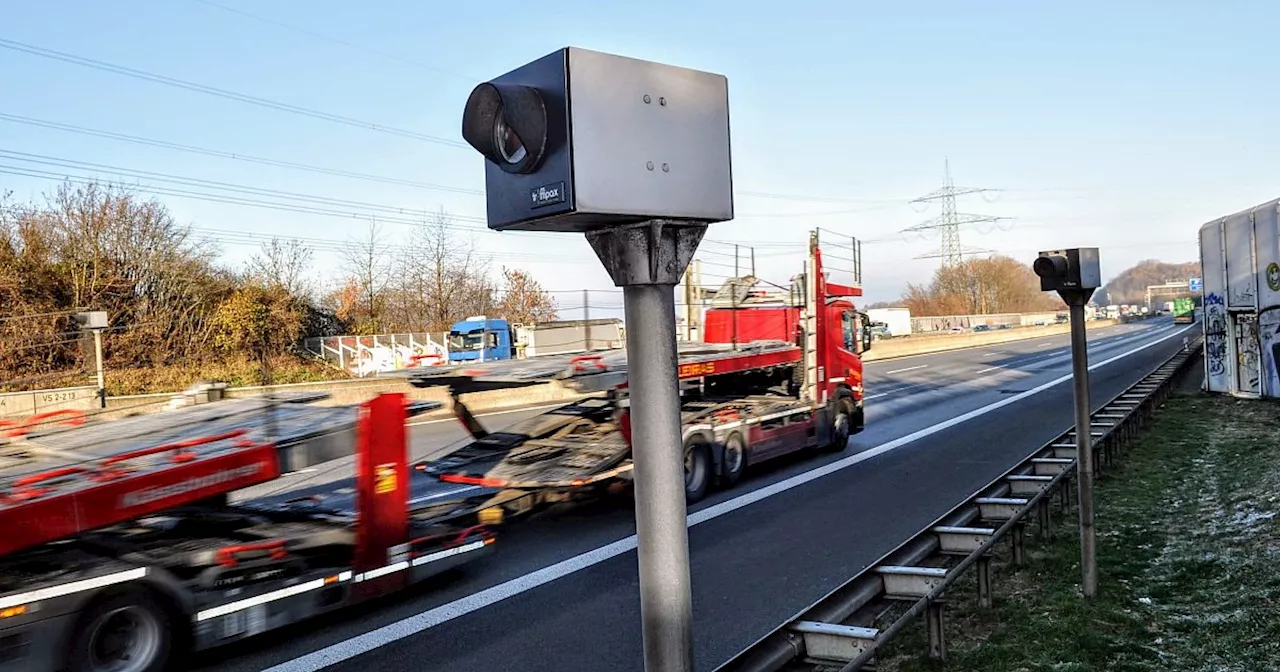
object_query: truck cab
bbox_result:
[448,317,516,363]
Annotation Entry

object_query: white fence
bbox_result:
[303,332,449,378]
[909,311,1063,333]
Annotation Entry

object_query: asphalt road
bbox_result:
[202,317,1195,672]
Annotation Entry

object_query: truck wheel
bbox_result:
[67,589,175,672]
[717,432,746,488]
[822,399,853,453]
[684,437,712,503]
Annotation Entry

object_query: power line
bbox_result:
[0,146,893,231]
[901,159,1009,268]
[736,190,907,204]
[189,0,477,83]
[197,227,592,264]
[0,113,483,196]
[0,149,447,218]
[0,37,467,148]
[0,162,577,242]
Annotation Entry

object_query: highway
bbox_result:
[203,317,1195,672]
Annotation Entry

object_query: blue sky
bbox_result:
[2,0,1277,316]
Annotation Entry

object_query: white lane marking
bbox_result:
[1037,342,1054,348]
[259,324,1194,672]
[885,365,928,375]
[408,485,482,504]
[976,367,1001,374]
[864,382,931,399]
[407,402,573,427]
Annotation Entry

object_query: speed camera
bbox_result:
[1033,248,1101,292]
[461,47,734,232]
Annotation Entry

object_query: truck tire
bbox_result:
[684,437,712,503]
[66,588,175,672]
[717,432,746,489]
[822,398,854,453]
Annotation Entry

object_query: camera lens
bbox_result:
[492,112,527,165]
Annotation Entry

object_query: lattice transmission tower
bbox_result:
[901,159,1007,267]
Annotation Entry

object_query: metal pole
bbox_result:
[682,266,694,341]
[1069,301,1097,597]
[92,328,105,409]
[732,244,740,351]
[624,283,694,672]
[583,288,593,352]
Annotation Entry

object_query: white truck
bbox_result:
[865,308,911,339]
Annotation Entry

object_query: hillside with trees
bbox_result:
[875,255,1062,316]
[0,180,558,394]
[1094,259,1201,306]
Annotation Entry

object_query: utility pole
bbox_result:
[903,159,1007,267]
[1032,248,1102,597]
[583,288,593,352]
[682,263,697,341]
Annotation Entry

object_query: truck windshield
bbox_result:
[842,311,855,350]
[449,330,485,351]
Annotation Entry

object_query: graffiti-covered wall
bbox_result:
[1199,198,1280,398]
[1255,203,1280,397]
[1200,219,1230,393]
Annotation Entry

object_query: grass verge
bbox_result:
[104,355,346,396]
[875,387,1280,672]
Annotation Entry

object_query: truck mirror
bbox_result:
[859,312,873,353]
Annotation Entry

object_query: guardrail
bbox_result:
[717,336,1204,672]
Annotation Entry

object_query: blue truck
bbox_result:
[448,316,517,362]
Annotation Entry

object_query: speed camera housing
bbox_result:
[461,47,734,232]
[1033,248,1101,292]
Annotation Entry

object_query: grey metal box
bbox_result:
[1037,248,1101,291]
[74,311,109,329]
[476,47,733,232]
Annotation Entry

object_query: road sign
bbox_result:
[1189,277,1203,292]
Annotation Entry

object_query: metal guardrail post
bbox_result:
[926,601,947,660]
[975,556,992,609]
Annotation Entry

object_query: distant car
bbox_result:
[973,324,991,332]
[949,326,964,333]
[996,323,1012,330]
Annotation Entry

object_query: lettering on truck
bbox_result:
[678,362,717,378]
[119,464,267,508]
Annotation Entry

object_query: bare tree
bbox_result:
[392,212,496,332]
[248,237,315,298]
[339,220,393,333]
[901,255,1061,316]
[497,267,558,324]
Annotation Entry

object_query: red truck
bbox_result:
[0,394,495,672]
[407,230,871,511]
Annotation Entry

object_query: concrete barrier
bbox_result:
[99,374,586,421]
[861,319,1122,362]
[89,318,1133,422]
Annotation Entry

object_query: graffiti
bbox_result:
[1235,314,1261,394]
[1268,262,1280,292]
[1260,308,1280,397]
[1204,293,1230,388]
[1231,280,1257,308]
